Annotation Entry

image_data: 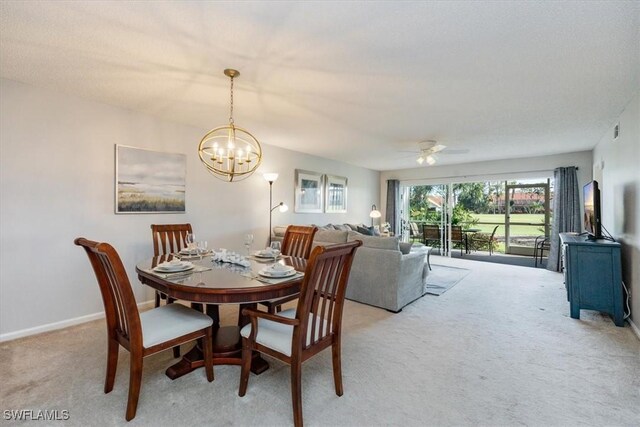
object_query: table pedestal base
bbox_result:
[165,325,268,380]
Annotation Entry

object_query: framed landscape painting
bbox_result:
[325,175,348,213]
[294,169,324,213]
[115,145,186,214]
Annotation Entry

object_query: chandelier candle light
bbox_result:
[265,173,288,246]
[198,69,262,182]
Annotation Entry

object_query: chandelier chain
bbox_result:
[229,75,234,125]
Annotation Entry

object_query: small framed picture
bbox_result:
[325,175,348,213]
[294,169,324,213]
[115,145,186,214]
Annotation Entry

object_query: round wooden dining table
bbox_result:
[136,255,306,380]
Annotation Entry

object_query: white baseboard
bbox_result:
[629,318,640,341]
[0,300,155,343]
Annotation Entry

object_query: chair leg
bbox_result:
[238,338,252,397]
[331,340,344,396]
[104,337,119,393]
[154,291,161,308]
[125,352,143,421]
[291,360,304,427]
[202,328,214,382]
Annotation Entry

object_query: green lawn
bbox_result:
[465,214,547,237]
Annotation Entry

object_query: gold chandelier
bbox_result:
[198,69,262,182]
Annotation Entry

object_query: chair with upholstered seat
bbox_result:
[259,225,318,314]
[150,223,193,307]
[239,240,362,427]
[75,237,213,421]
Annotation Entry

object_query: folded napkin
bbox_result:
[212,251,250,268]
[263,263,295,275]
[255,248,276,257]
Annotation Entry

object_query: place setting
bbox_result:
[249,241,287,262]
[148,258,211,279]
[175,234,212,259]
[246,262,304,284]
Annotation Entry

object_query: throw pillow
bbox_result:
[399,242,412,255]
[357,225,374,236]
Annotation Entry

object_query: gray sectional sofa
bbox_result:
[272,225,429,312]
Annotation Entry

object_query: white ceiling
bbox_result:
[1,1,638,171]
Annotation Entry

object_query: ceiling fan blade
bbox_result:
[438,148,470,155]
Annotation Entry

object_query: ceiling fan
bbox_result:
[398,140,469,165]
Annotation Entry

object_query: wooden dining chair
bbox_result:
[150,223,193,308]
[75,237,214,421]
[259,225,318,314]
[151,224,195,358]
[239,240,362,427]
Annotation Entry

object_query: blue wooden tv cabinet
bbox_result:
[560,233,624,327]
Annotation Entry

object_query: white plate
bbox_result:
[154,262,194,273]
[259,268,296,278]
[179,249,199,255]
[254,251,277,258]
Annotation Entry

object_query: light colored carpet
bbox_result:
[1,257,639,426]
[425,264,471,295]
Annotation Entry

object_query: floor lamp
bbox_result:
[370,204,382,227]
[264,173,288,246]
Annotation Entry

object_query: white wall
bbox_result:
[593,90,640,331]
[379,151,593,221]
[0,79,380,339]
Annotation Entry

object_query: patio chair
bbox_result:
[534,235,550,267]
[409,222,422,243]
[471,225,500,255]
[422,224,441,249]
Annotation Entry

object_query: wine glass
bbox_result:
[185,233,196,255]
[269,241,281,263]
[197,240,208,260]
[243,234,254,256]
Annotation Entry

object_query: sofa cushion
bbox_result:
[314,230,349,244]
[347,232,400,251]
[332,224,352,231]
[399,242,413,255]
[356,225,374,236]
[273,226,288,237]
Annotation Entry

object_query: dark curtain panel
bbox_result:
[386,179,400,235]
[547,167,581,271]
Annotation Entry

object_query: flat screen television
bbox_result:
[583,180,602,240]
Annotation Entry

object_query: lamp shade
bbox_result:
[370,204,382,218]
[263,172,279,183]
